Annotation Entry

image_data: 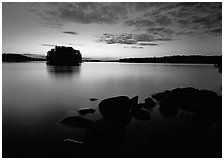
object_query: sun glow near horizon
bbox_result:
[2,2,222,58]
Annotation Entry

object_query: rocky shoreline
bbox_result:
[59,87,222,157]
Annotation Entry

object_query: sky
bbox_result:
[2,2,222,59]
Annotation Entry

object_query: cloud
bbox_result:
[99,29,173,45]
[30,2,221,39]
[41,43,55,47]
[123,43,155,49]
[63,31,78,35]
[125,2,221,39]
[30,2,128,25]
[137,42,157,46]
[99,33,163,47]
[146,27,175,38]
[135,34,153,41]
[124,19,153,29]
[67,43,84,46]
[171,3,221,36]
[154,15,172,26]
[99,33,136,44]
[124,45,145,49]
[210,28,222,34]
[176,19,190,27]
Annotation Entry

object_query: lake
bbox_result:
[2,62,222,157]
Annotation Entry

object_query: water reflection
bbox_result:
[60,95,152,155]
[154,87,222,157]
[3,63,222,157]
[46,64,80,79]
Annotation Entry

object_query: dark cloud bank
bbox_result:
[62,31,78,35]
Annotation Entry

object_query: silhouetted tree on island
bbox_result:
[46,46,82,65]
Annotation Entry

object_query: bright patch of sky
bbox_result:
[3,2,222,58]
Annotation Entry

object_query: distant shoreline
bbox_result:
[119,55,221,64]
[2,53,221,65]
[2,53,46,62]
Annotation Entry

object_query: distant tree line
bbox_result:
[119,55,222,65]
[2,53,45,62]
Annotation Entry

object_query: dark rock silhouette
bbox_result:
[60,92,221,156]
[130,95,139,111]
[135,102,156,111]
[89,98,98,101]
[98,95,152,122]
[60,116,93,128]
[127,96,152,121]
[144,97,156,109]
[153,87,221,135]
[98,96,131,122]
[131,109,151,121]
[62,109,131,151]
[62,117,130,152]
[157,87,219,113]
[46,46,82,65]
[137,103,148,109]
[61,95,154,152]
[98,95,153,122]
[79,108,96,116]
[149,88,222,157]
[152,90,171,101]
[159,104,178,118]
[57,90,221,157]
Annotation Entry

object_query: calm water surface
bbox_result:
[3,62,221,157]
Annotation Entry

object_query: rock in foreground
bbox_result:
[99,96,131,122]
[60,116,93,128]
[144,97,156,109]
[89,98,98,101]
[79,108,96,116]
[131,109,151,121]
[154,87,221,124]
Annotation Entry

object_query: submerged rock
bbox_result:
[60,116,93,128]
[63,117,130,151]
[152,90,171,101]
[131,109,151,121]
[89,98,98,101]
[64,139,84,145]
[98,96,131,122]
[130,95,139,111]
[159,105,178,118]
[154,87,221,124]
[137,103,148,109]
[85,119,126,150]
[144,97,156,109]
[79,108,96,116]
